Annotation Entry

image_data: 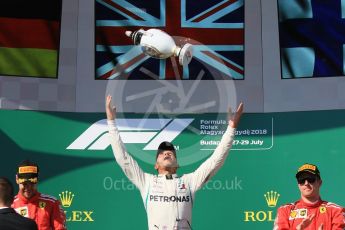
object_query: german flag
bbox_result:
[0,0,62,78]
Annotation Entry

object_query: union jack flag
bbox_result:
[278,0,345,78]
[95,0,244,80]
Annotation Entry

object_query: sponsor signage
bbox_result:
[244,191,280,222]
[2,110,345,229]
[59,191,94,222]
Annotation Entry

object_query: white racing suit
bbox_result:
[108,120,235,230]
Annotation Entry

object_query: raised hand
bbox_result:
[296,214,315,230]
[106,95,116,120]
[228,102,244,128]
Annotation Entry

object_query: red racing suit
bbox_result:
[274,199,345,230]
[12,192,66,230]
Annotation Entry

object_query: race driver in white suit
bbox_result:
[106,95,243,230]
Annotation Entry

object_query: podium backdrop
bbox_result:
[1,109,345,229]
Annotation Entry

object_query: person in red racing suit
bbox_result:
[11,160,66,230]
[274,163,345,230]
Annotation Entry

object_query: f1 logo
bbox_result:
[67,118,193,150]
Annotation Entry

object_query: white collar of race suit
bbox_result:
[157,174,179,179]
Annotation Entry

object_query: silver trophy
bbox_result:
[125,29,193,66]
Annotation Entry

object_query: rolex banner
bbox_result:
[1,110,345,229]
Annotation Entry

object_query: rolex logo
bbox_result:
[244,190,281,222]
[59,191,75,208]
[264,191,280,207]
[58,190,95,222]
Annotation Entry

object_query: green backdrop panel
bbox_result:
[1,110,345,229]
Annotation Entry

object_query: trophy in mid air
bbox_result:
[125,29,193,66]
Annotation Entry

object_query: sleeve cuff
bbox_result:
[227,125,236,136]
[107,119,115,125]
[107,119,117,133]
